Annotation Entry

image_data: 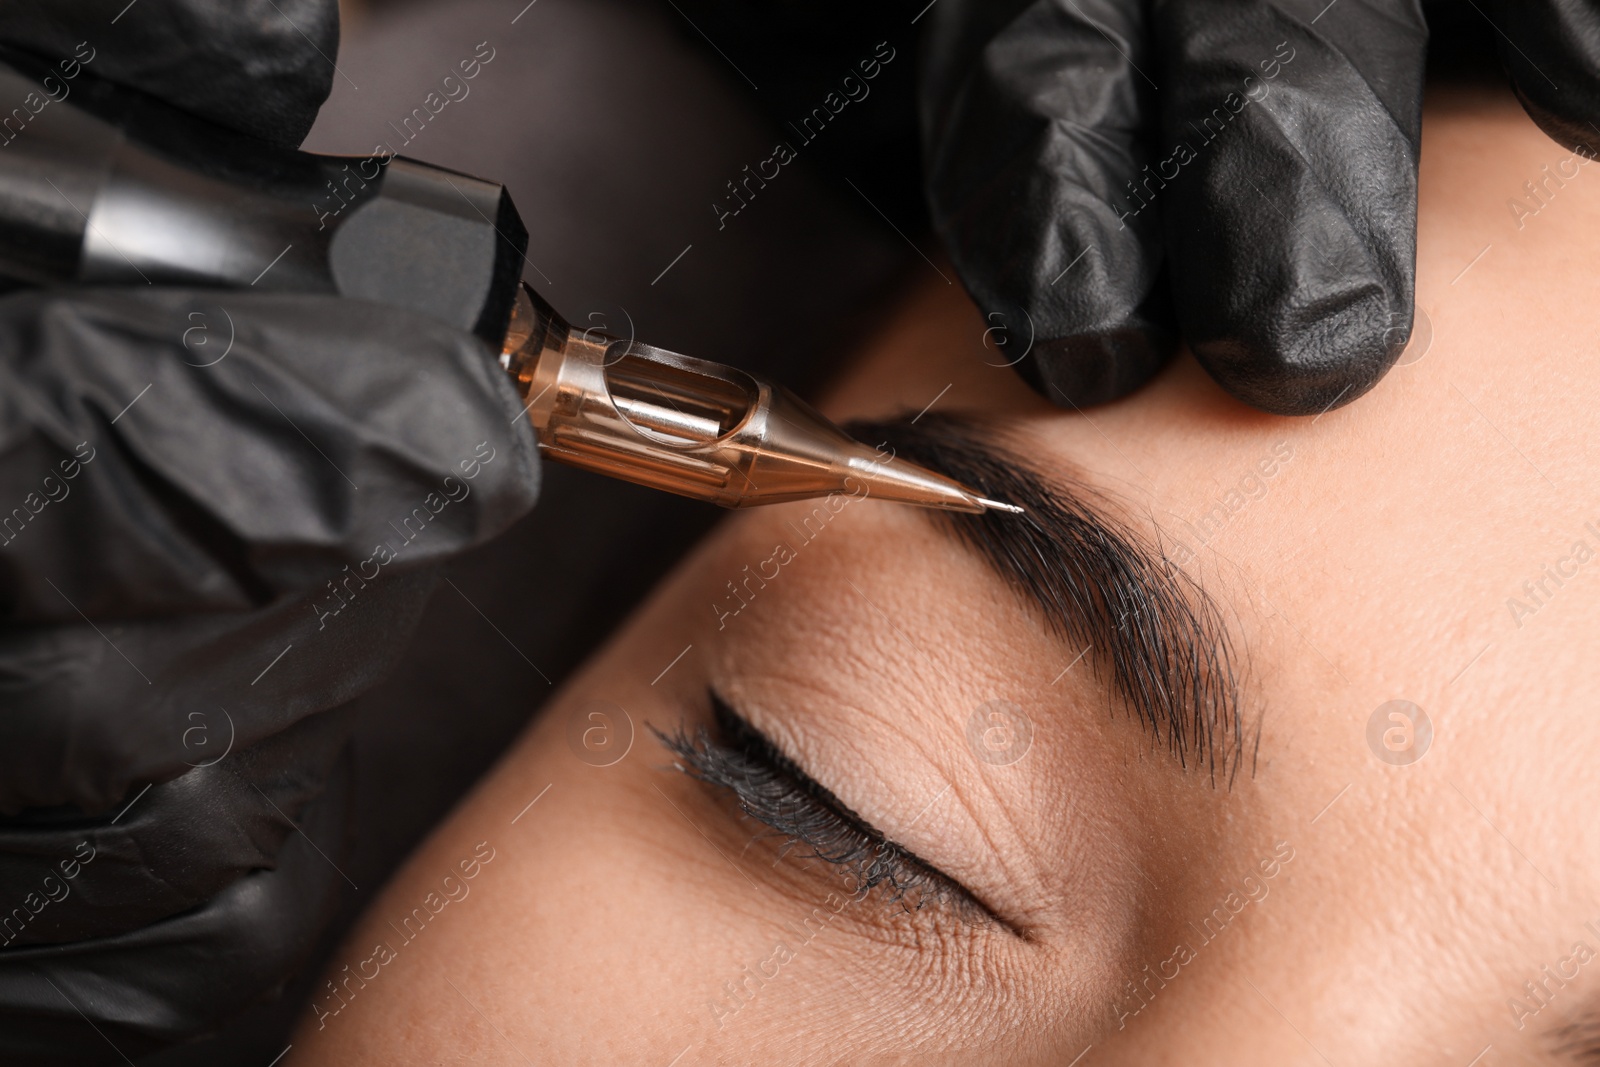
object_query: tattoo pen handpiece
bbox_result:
[501,285,1020,514]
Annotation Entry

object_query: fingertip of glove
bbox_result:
[1509,82,1600,161]
[1015,326,1176,409]
[1193,313,1405,417]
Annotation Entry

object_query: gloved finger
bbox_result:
[0,744,352,1064]
[1486,0,1600,157]
[1153,0,1428,415]
[0,701,354,941]
[921,0,1176,409]
[0,0,339,146]
[0,568,435,814]
[0,288,539,625]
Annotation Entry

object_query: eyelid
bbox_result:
[844,413,1247,782]
[653,693,1013,932]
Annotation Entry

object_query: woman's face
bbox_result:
[290,89,1600,1066]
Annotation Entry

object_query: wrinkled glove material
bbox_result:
[0,0,337,147]
[0,2,542,1057]
[922,0,1600,414]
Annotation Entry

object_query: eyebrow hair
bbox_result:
[845,413,1248,781]
[1548,1010,1600,1063]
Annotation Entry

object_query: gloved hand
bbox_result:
[0,2,540,1061]
[920,0,1600,415]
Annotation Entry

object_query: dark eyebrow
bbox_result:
[846,413,1248,782]
[1547,1008,1600,1062]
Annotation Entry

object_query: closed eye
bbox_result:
[653,692,1008,929]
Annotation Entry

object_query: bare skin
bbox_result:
[290,87,1600,1066]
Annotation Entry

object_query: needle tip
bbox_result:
[977,497,1026,515]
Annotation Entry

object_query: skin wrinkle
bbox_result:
[848,413,1247,783]
[727,595,1009,831]
[730,669,929,829]
[922,761,1038,927]
[659,698,988,921]
[724,680,1047,936]
[832,676,955,824]
[715,469,1199,954]
[926,712,1074,929]
[725,581,1091,927]
[713,542,1130,940]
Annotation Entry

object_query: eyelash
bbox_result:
[654,694,991,925]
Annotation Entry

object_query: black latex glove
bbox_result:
[921,0,1600,415]
[0,3,541,1060]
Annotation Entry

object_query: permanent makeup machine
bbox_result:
[0,49,1020,516]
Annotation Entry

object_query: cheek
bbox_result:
[291,686,778,1059]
